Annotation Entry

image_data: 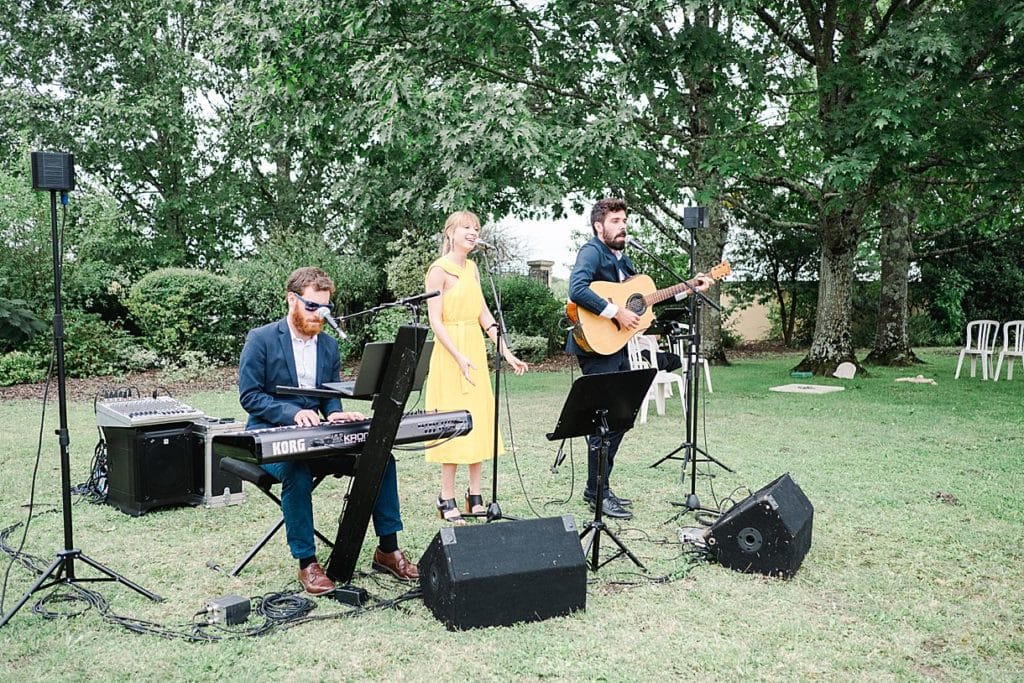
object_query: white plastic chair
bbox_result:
[669,332,713,393]
[954,320,1000,380]
[627,335,685,424]
[994,320,1024,381]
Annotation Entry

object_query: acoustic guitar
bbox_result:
[565,260,731,355]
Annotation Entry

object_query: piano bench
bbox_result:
[218,455,357,577]
[219,457,279,491]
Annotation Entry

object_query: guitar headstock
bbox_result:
[707,260,732,281]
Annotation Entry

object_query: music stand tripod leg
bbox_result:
[577,413,645,572]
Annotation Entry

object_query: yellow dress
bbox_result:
[423,256,504,464]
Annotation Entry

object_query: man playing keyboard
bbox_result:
[238,266,419,595]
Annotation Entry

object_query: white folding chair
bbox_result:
[627,336,685,424]
[954,320,1000,380]
[669,331,713,393]
[994,320,1024,381]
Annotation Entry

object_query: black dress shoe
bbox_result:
[589,495,633,520]
[606,488,633,507]
[583,488,633,507]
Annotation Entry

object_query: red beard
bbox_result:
[289,307,323,337]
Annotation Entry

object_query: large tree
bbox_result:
[2,1,248,268]
[752,0,1023,373]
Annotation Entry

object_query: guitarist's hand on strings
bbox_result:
[614,306,642,330]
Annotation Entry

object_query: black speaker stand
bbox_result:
[547,369,655,572]
[1,190,161,628]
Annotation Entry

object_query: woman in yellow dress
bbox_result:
[424,210,529,523]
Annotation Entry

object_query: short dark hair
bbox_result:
[285,266,335,296]
[590,198,628,234]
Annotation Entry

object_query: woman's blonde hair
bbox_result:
[441,210,481,255]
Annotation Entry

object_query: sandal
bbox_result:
[436,495,465,525]
[465,490,486,516]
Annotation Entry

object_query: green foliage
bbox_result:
[156,351,214,383]
[24,312,153,379]
[2,2,250,268]
[482,275,563,353]
[126,269,244,365]
[504,332,548,364]
[0,294,46,352]
[0,350,47,386]
[225,234,381,344]
[366,307,413,343]
[917,227,1024,341]
[386,230,440,299]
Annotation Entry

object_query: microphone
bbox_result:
[316,307,347,339]
[473,238,496,251]
[396,290,441,306]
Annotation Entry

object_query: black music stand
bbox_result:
[546,369,656,572]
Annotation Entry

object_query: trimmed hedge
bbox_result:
[483,275,564,354]
[126,268,245,364]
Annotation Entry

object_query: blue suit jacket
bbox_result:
[565,237,636,356]
[238,318,343,430]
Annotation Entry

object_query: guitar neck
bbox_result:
[644,281,696,306]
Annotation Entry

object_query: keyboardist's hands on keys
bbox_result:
[327,411,366,423]
[293,409,322,427]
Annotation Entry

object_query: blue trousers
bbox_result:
[576,349,631,494]
[262,456,404,561]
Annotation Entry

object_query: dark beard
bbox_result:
[606,234,626,250]
[289,307,323,337]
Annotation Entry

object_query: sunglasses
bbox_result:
[293,293,334,313]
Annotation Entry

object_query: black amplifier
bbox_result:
[105,423,194,516]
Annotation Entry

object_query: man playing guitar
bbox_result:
[566,198,714,520]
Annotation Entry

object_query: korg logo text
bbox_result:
[271,439,307,457]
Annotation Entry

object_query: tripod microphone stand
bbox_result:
[472,246,514,522]
[626,234,732,514]
[2,173,161,628]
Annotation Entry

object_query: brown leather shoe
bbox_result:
[298,561,335,596]
[372,548,420,582]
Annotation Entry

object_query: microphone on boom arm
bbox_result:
[316,307,347,339]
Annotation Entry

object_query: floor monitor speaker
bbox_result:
[419,515,587,630]
[705,472,813,578]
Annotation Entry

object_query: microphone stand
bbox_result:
[626,238,732,515]
[473,247,514,522]
[337,291,440,329]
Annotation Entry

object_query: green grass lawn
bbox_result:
[1,350,1022,680]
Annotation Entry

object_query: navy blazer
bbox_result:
[565,236,636,356]
[238,318,343,430]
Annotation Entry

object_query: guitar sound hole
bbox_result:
[627,294,646,315]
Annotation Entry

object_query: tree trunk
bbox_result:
[698,200,730,365]
[794,214,861,375]
[864,199,922,366]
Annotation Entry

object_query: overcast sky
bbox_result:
[490,213,584,279]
